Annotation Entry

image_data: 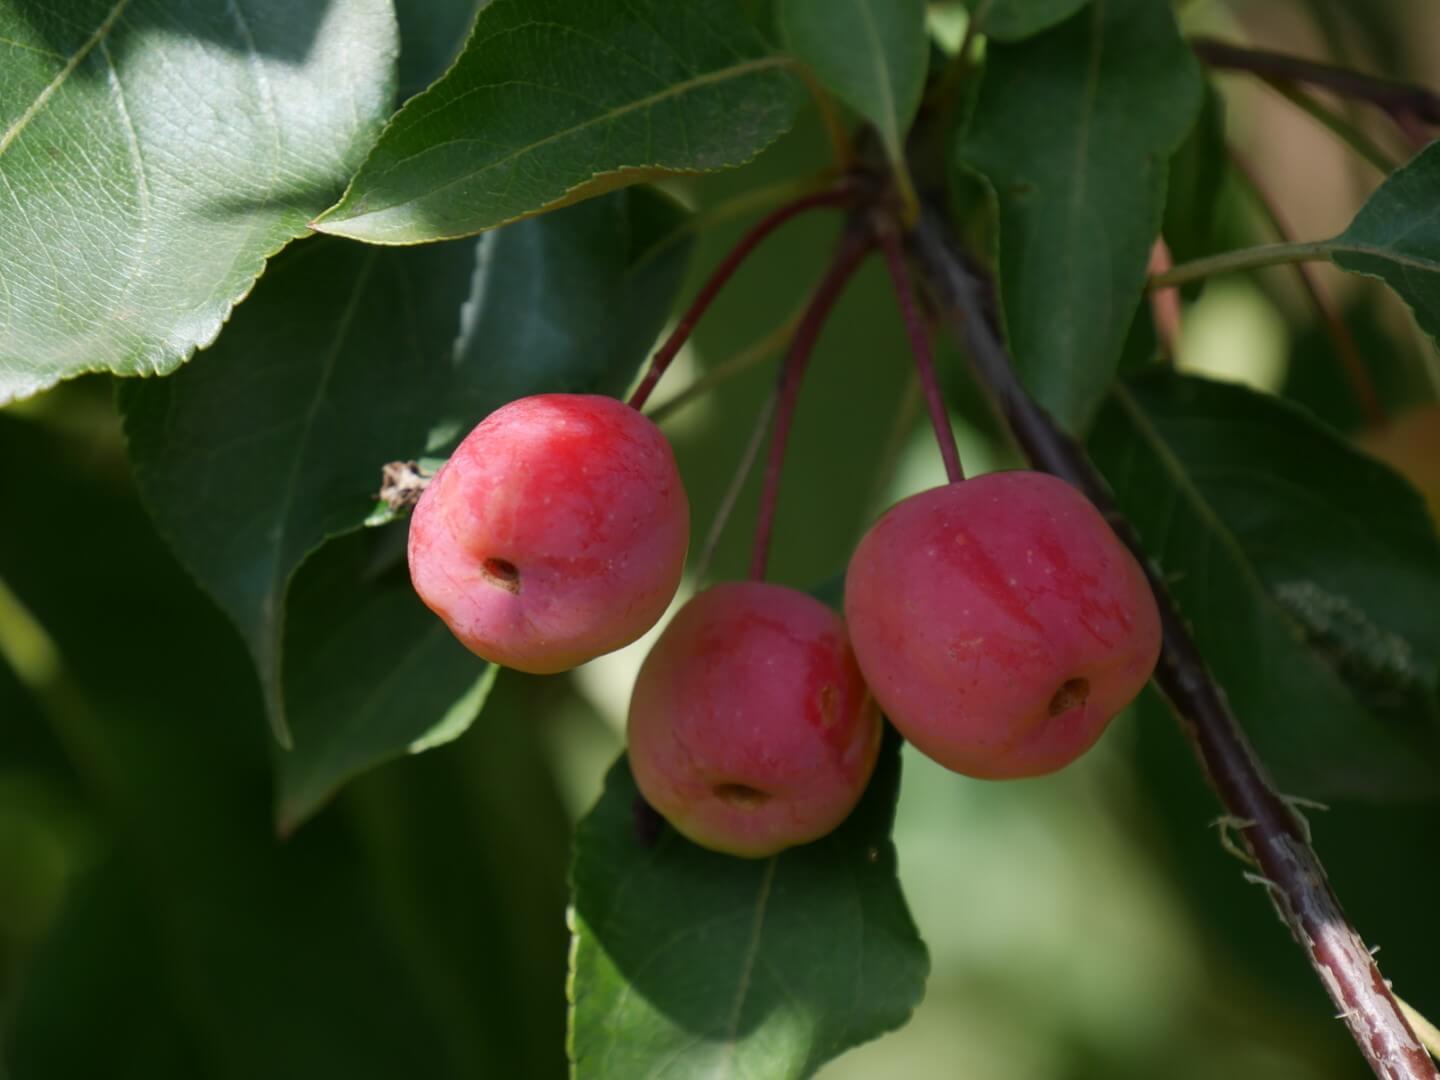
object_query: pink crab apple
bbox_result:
[407,393,689,674]
[845,471,1161,780]
[627,582,882,857]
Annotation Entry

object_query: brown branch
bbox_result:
[1191,37,1440,148]
[907,204,1438,1080]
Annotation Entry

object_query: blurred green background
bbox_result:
[4,0,1439,1077]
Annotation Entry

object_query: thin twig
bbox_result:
[692,387,778,586]
[647,302,806,425]
[865,369,924,515]
[877,225,963,482]
[908,203,1438,1080]
[1192,37,1440,148]
[1265,79,1401,175]
[627,186,857,411]
[1228,149,1385,426]
[749,222,875,581]
[1150,240,1334,291]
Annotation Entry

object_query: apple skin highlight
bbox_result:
[628,582,882,858]
[845,471,1161,779]
[408,394,689,674]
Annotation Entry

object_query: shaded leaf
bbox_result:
[0,0,397,405]
[121,188,692,746]
[1332,139,1440,348]
[395,0,482,101]
[1090,370,1440,799]
[779,0,927,168]
[568,732,927,1079]
[275,528,497,832]
[956,0,1202,431]
[0,410,573,1079]
[315,0,802,244]
[967,0,1089,42]
[1163,84,1228,270]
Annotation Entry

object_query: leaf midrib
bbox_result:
[320,54,791,228]
[0,0,133,158]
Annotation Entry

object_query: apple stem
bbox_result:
[877,224,964,484]
[627,185,858,412]
[909,203,1439,1080]
[749,223,875,582]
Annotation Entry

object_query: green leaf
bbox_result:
[568,732,927,1079]
[1163,84,1228,270]
[967,0,1090,42]
[955,0,1202,431]
[1090,370,1440,799]
[779,0,927,168]
[275,528,498,833]
[395,0,482,101]
[0,410,574,1078]
[0,0,397,405]
[1331,139,1440,348]
[120,188,692,746]
[314,0,803,244]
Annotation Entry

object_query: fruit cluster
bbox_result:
[407,392,1162,858]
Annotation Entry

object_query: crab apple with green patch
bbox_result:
[845,471,1161,779]
[627,581,882,857]
[407,393,689,674]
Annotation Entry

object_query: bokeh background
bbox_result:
[3,0,1438,1077]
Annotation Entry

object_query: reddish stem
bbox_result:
[627,186,857,411]
[909,206,1438,1080]
[1229,150,1386,427]
[877,226,964,484]
[749,224,874,581]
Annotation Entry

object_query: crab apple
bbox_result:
[407,393,689,674]
[845,471,1161,780]
[627,582,882,857]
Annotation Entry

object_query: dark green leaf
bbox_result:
[275,528,497,832]
[1090,370,1440,799]
[967,0,1089,42]
[121,188,692,746]
[395,0,481,101]
[0,411,572,1078]
[314,0,802,244]
[1163,84,1228,269]
[568,732,927,1079]
[779,0,927,169]
[1331,139,1440,348]
[956,0,1202,431]
[0,0,397,405]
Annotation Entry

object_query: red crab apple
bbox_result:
[407,394,689,673]
[627,581,882,857]
[845,471,1161,779]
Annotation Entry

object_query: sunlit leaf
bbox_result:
[0,0,397,404]
[315,0,802,244]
